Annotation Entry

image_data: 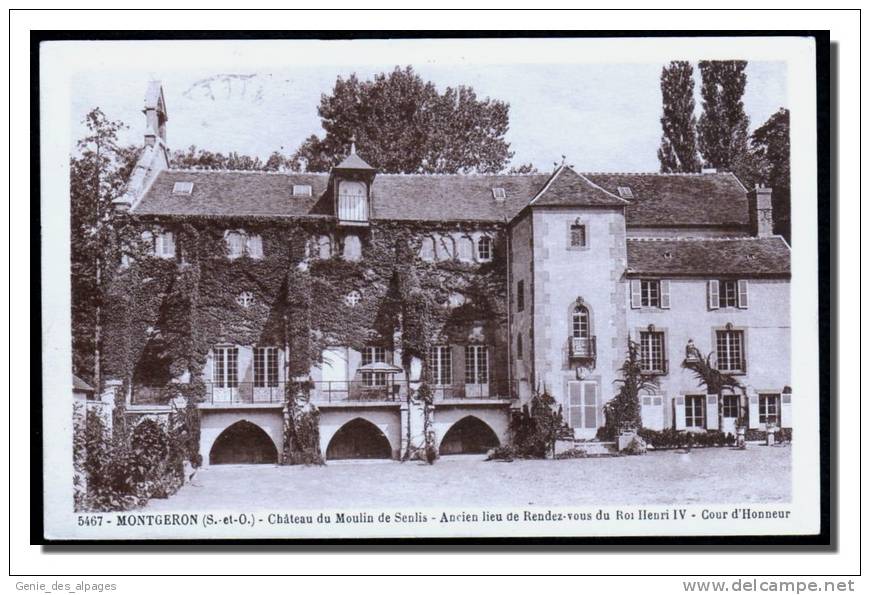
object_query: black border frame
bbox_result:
[27,28,832,551]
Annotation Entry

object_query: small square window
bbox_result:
[292,184,312,197]
[491,187,506,200]
[172,181,194,195]
[617,186,633,199]
[570,223,587,248]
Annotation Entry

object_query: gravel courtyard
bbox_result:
[145,444,791,511]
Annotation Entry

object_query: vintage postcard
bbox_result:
[39,34,825,541]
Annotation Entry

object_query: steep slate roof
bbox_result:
[134,170,328,218]
[530,167,628,208]
[134,169,552,222]
[133,168,751,228]
[335,152,376,170]
[626,237,791,277]
[583,172,749,228]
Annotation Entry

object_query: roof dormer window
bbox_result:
[172,181,194,195]
[491,187,506,201]
[617,186,633,199]
[292,184,312,197]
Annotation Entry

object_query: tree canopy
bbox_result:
[697,60,750,171]
[290,66,514,174]
[657,61,701,173]
[70,109,140,386]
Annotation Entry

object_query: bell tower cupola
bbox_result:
[330,136,377,226]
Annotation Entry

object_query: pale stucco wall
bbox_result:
[318,406,403,459]
[626,277,791,429]
[529,207,628,438]
[432,404,511,451]
[199,409,284,466]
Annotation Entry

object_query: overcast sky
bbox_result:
[67,39,788,172]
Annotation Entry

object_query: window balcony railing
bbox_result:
[428,379,517,401]
[569,336,597,360]
[310,380,407,403]
[136,378,520,406]
[204,382,287,404]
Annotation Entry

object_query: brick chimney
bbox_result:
[748,184,774,237]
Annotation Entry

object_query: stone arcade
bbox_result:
[104,82,791,464]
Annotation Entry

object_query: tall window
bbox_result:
[254,347,279,387]
[155,231,176,259]
[639,331,666,373]
[685,395,705,428]
[568,382,598,430]
[516,280,525,312]
[722,394,740,418]
[213,347,238,388]
[465,345,489,384]
[516,334,523,360]
[719,280,739,308]
[759,394,781,426]
[477,236,492,261]
[428,345,452,385]
[716,330,745,372]
[361,346,387,386]
[640,280,660,308]
[572,305,590,339]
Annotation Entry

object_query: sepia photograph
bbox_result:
[38,33,824,542]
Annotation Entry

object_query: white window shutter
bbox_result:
[706,395,719,430]
[780,393,792,428]
[568,382,583,429]
[674,396,686,430]
[660,279,671,309]
[630,279,641,309]
[738,279,749,308]
[141,230,155,254]
[748,393,760,429]
[708,280,720,310]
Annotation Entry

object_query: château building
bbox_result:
[104,82,791,464]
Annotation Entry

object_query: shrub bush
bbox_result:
[636,428,734,450]
[509,391,572,458]
[485,445,516,462]
[745,427,792,443]
[554,447,587,460]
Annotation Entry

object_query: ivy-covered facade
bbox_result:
[103,82,792,465]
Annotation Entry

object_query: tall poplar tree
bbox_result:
[657,61,701,173]
[697,60,751,171]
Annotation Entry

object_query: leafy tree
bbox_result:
[290,66,514,174]
[697,60,750,171]
[657,61,701,173]
[70,109,139,388]
[750,108,791,242]
[171,146,292,171]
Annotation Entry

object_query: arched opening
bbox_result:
[439,416,500,455]
[209,420,278,465]
[326,418,392,460]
